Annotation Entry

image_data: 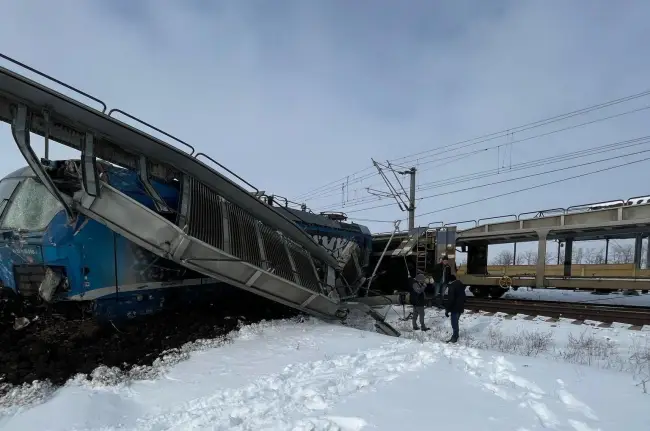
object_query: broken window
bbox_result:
[1,178,64,231]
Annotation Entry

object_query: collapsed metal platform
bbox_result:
[0,56,399,336]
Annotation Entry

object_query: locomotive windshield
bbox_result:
[0,177,20,220]
[0,177,64,231]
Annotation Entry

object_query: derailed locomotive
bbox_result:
[0,163,373,321]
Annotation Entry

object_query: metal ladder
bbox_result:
[415,236,427,274]
[415,229,436,274]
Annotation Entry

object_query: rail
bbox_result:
[267,193,307,210]
[477,214,517,225]
[374,192,650,238]
[441,192,650,233]
[444,219,478,228]
[465,297,650,327]
[0,53,107,113]
[0,52,260,185]
[109,109,195,155]
[517,208,565,219]
[194,152,258,192]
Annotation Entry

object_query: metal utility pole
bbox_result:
[407,167,416,230]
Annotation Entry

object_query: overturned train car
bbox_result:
[0,56,397,335]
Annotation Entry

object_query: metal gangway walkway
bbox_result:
[0,55,399,336]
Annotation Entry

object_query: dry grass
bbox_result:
[466,325,650,393]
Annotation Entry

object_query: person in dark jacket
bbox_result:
[431,255,452,307]
[410,273,429,331]
[444,274,466,343]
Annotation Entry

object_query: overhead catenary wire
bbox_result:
[348,155,650,225]
[341,147,650,217]
[298,104,650,204]
[312,149,486,203]
[293,88,650,201]
[408,155,650,221]
[317,135,650,212]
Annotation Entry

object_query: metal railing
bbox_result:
[0,52,266,198]
[0,53,107,113]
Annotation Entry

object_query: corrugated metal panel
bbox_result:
[187,178,224,250]
[288,244,321,293]
[224,201,263,268]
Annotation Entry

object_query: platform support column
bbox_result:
[138,155,170,213]
[564,238,573,277]
[535,230,549,288]
[634,234,643,269]
[11,104,74,219]
[81,132,101,198]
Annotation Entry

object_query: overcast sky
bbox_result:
[1,0,650,234]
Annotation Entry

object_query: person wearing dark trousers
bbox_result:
[431,255,452,307]
[410,273,429,331]
[444,274,466,343]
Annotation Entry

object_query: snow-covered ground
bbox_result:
[2,307,649,431]
[502,287,650,307]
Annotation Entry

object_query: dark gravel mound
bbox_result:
[0,288,298,389]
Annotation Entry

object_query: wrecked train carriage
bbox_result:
[0,56,398,336]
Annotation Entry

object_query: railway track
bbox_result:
[465,297,650,327]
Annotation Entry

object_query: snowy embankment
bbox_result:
[1,307,649,431]
[502,287,650,306]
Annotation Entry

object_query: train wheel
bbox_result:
[470,286,489,298]
[489,287,507,299]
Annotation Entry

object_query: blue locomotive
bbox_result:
[0,161,373,322]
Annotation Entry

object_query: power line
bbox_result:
[293,88,650,201]
[392,94,650,165]
[299,103,650,203]
[348,155,650,226]
[317,135,650,211]
[337,145,650,215]
[416,134,650,192]
[409,155,650,221]
[417,147,650,200]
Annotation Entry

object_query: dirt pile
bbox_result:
[0,289,298,389]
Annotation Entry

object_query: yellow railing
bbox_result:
[456,263,650,278]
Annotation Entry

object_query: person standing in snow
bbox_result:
[410,273,429,331]
[444,274,466,343]
[432,255,452,307]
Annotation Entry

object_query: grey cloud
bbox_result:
[0,0,649,233]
